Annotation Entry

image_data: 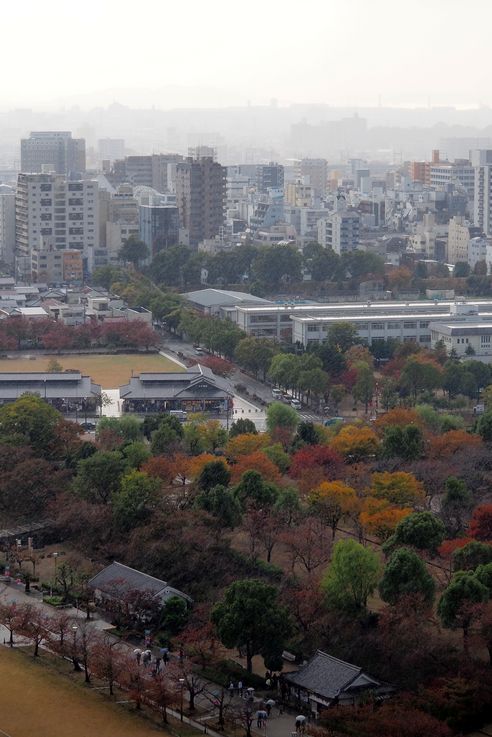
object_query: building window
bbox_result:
[403,322,417,329]
[371,322,384,330]
[387,322,400,330]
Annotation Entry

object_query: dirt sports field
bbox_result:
[0,648,162,737]
[0,353,182,388]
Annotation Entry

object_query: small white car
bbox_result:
[272,388,283,399]
[290,398,302,410]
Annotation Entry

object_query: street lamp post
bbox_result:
[179,678,185,721]
[72,624,81,671]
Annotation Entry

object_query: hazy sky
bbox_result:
[3,0,490,109]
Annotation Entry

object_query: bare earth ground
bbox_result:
[0,648,163,737]
[0,353,183,388]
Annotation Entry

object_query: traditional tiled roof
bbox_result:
[286,650,382,701]
[88,561,191,604]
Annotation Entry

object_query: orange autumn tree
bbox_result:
[330,424,380,461]
[225,433,268,460]
[230,451,281,484]
[369,471,425,508]
[188,453,221,480]
[428,430,482,459]
[141,456,176,484]
[308,480,357,538]
[374,407,422,434]
[359,497,412,542]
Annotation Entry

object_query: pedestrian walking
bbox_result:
[155,656,162,673]
[295,715,306,733]
[142,649,152,667]
[160,646,169,664]
[266,699,275,716]
[237,679,243,696]
[228,681,235,697]
[260,710,268,728]
[256,710,263,728]
[133,648,142,665]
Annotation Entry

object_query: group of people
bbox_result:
[133,645,170,676]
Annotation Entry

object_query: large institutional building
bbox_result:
[21,131,86,176]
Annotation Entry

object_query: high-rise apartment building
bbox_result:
[20,131,86,175]
[447,216,482,264]
[0,185,16,265]
[299,158,328,197]
[472,150,492,235]
[318,200,360,255]
[139,205,180,259]
[176,157,226,246]
[256,163,284,193]
[15,173,98,278]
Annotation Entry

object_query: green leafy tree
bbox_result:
[234,470,278,510]
[384,512,445,555]
[97,416,143,443]
[379,548,435,606]
[263,443,291,474]
[475,562,492,595]
[298,367,329,408]
[382,425,424,461]
[477,412,492,442]
[212,579,292,672]
[266,402,299,435]
[441,477,473,537]
[321,539,381,613]
[119,235,149,267]
[195,484,242,529]
[197,460,231,491]
[251,244,302,287]
[122,441,151,470]
[454,262,471,277]
[453,541,492,571]
[0,394,66,459]
[161,596,189,636]
[73,450,126,504]
[294,421,320,446]
[235,337,277,381]
[379,378,398,411]
[268,354,300,393]
[438,572,489,652]
[399,356,442,400]
[326,322,359,353]
[229,418,257,438]
[151,420,183,456]
[112,470,160,531]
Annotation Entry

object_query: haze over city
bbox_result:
[2,0,491,110]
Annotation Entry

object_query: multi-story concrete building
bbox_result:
[318,201,360,254]
[429,160,475,198]
[0,184,15,265]
[21,131,86,176]
[31,247,84,284]
[256,163,284,193]
[285,180,315,208]
[447,215,482,263]
[175,157,226,247]
[97,184,140,267]
[226,298,492,346]
[110,154,183,193]
[139,205,179,259]
[299,158,328,197]
[472,149,492,235]
[15,173,98,278]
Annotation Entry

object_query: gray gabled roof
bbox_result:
[88,561,191,603]
[286,650,382,701]
[183,288,271,307]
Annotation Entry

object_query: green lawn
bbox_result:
[0,353,183,388]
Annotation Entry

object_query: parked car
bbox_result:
[80,421,96,431]
[324,416,344,427]
[272,388,283,399]
[169,410,188,421]
[291,398,302,410]
[473,403,485,415]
